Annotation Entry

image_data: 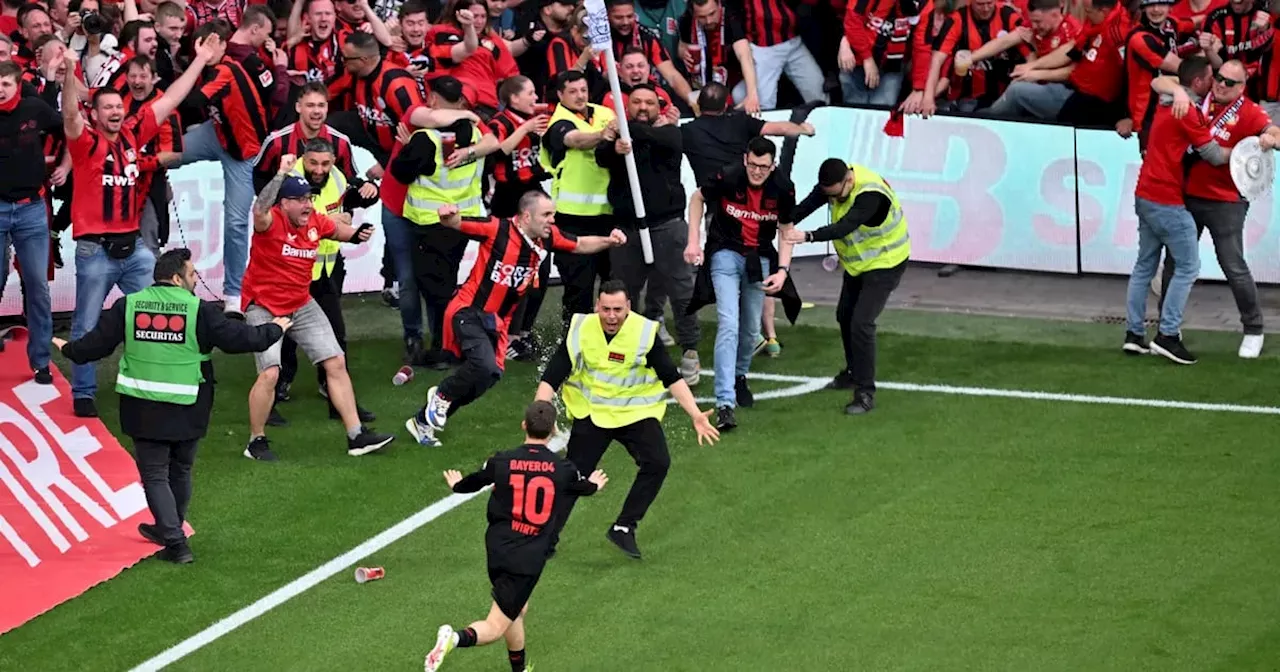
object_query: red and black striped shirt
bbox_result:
[933,5,1026,103]
[195,55,272,161]
[125,89,181,196]
[846,0,929,69]
[454,216,577,324]
[289,27,353,84]
[740,0,799,47]
[1206,6,1273,82]
[545,34,606,102]
[67,104,163,238]
[327,58,425,156]
[252,121,356,190]
[486,108,549,185]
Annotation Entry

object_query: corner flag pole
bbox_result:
[584,0,654,264]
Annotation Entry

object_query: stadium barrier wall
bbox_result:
[7,105,1275,317]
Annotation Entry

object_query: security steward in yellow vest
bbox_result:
[788,159,911,416]
[54,248,287,564]
[389,76,499,367]
[274,138,379,426]
[538,70,619,328]
[535,280,719,560]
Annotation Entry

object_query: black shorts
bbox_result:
[488,567,541,621]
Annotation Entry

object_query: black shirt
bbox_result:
[0,96,62,203]
[680,111,766,189]
[703,164,795,261]
[542,325,683,390]
[594,120,685,225]
[387,118,480,185]
[60,285,284,441]
[794,186,892,242]
[450,442,599,574]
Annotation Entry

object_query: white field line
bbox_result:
[128,373,1280,670]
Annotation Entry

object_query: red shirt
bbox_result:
[1170,0,1227,26]
[378,103,429,217]
[1126,19,1196,131]
[1135,101,1213,206]
[1033,15,1081,57]
[68,105,163,238]
[426,26,520,109]
[289,27,353,83]
[1186,97,1273,201]
[242,207,337,315]
[1068,4,1130,103]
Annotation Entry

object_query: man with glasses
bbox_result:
[684,137,796,431]
[1151,59,1280,359]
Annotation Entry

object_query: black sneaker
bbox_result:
[845,391,875,415]
[404,336,425,365]
[33,367,52,384]
[715,406,737,431]
[158,542,194,564]
[1150,333,1197,365]
[606,524,642,559]
[267,406,289,427]
[826,370,855,390]
[348,427,395,456]
[735,376,754,408]
[328,401,376,423]
[1122,331,1150,355]
[73,398,98,418]
[506,337,537,363]
[137,523,164,546]
[244,436,278,462]
[275,381,292,403]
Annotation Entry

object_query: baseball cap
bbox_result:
[278,175,312,201]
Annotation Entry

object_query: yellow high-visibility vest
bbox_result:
[828,163,910,276]
[537,103,614,217]
[402,125,484,225]
[289,159,345,280]
[562,312,667,429]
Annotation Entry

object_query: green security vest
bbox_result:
[289,159,346,280]
[402,125,484,225]
[116,285,205,405]
[828,163,911,276]
[538,103,614,217]
[561,312,667,429]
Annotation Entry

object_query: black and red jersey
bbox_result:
[933,5,1026,103]
[702,164,796,258]
[327,58,425,157]
[194,55,272,161]
[253,121,356,191]
[1255,16,1280,100]
[1125,18,1196,131]
[845,0,930,71]
[289,27,353,84]
[544,34,606,102]
[611,25,670,72]
[125,89,183,157]
[678,7,749,90]
[448,442,599,575]
[486,109,549,185]
[1205,6,1273,80]
[67,105,164,238]
[427,26,521,109]
[740,0,799,46]
[452,216,577,324]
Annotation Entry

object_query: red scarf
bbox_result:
[0,90,20,113]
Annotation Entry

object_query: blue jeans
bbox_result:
[381,205,422,339]
[175,121,252,299]
[0,201,52,370]
[840,69,903,107]
[71,240,155,399]
[710,250,768,408]
[1128,197,1201,337]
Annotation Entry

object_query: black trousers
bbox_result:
[554,215,614,328]
[412,225,468,352]
[558,417,670,536]
[436,307,503,413]
[836,262,906,396]
[281,255,347,388]
[133,438,199,545]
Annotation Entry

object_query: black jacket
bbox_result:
[595,120,685,226]
[61,284,284,442]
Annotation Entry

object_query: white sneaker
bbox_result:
[680,350,700,386]
[405,416,442,447]
[1239,334,1264,359]
[424,625,457,672]
[657,321,675,347]
[223,294,243,315]
[425,386,450,429]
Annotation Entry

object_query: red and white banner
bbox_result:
[0,328,178,635]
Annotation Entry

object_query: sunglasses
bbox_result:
[1215,73,1243,87]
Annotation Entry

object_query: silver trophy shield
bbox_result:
[1230,136,1275,202]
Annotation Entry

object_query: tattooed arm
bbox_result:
[253,154,295,233]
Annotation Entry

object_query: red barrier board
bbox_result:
[0,328,189,635]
